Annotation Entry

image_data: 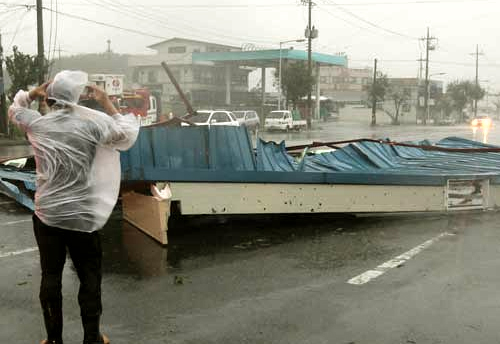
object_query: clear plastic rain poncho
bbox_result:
[8,70,140,232]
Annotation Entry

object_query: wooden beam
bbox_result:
[122,191,170,245]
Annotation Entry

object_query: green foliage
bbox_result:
[275,62,315,107]
[446,80,485,122]
[384,84,411,124]
[436,94,454,118]
[366,73,389,103]
[5,46,48,100]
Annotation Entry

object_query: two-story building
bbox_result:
[128,38,253,108]
[318,65,372,104]
[384,78,444,124]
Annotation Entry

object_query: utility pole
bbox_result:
[421,27,436,125]
[306,0,312,130]
[470,44,483,118]
[371,58,377,126]
[417,53,424,80]
[302,0,317,130]
[0,32,7,135]
[106,39,112,60]
[36,0,45,85]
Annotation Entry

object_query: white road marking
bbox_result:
[0,201,14,205]
[4,219,32,226]
[0,247,38,258]
[347,232,455,285]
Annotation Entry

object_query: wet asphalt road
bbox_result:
[3,195,500,344]
[3,119,500,343]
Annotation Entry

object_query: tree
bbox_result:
[5,46,48,100]
[492,95,500,117]
[446,80,485,123]
[366,72,389,125]
[382,84,410,125]
[435,94,454,119]
[275,61,315,109]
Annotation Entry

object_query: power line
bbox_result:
[42,6,168,39]
[79,0,279,47]
[322,0,418,40]
[348,58,500,67]
[324,0,495,5]
[47,0,497,7]
[7,7,30,51]
[0,7,24,27]
[48,0,59,76]
[47,0,53,61]
[110,0,280,45]
[317,1,373,31]
[43,5,280,49]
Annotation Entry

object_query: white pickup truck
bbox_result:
[264,110,307,132]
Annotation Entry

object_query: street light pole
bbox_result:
[278,39,305,111]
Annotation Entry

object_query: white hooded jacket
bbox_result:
[8,71,140,232]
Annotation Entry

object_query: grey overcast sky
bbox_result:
[1,0,499,90]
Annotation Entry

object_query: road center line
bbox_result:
[0,247,38,258]
[347,232,455,285]
[4,219,32,226]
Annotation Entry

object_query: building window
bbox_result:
[320,76,327,83]
[193,48,200,53]
[172,70,181,82]
[193,69,201,83]
[168,46,187,54]
[207,46,229,53]
[148,70,157,83]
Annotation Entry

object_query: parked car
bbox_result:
[264,110,307,132]
[232,110,260,132]
[437,117,455,126]
[182,110,240,127]
[471,114,492,128]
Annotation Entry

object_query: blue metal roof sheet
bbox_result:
[4,127,500,193]
[118,127,500,185]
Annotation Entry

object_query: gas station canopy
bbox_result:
[192,49,347,67]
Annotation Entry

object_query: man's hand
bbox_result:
[86,84,119,116]
[86,84,109,105]
[28,81,51,101]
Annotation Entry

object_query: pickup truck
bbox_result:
[264,110,307,132]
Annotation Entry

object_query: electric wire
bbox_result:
[7,8,29,51]
[322,0,418,40]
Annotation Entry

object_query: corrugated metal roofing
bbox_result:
[121,126,255,180]
[120,126,500,185]
[299,137,500,176]
[4,127,500,192]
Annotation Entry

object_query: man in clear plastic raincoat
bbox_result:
[8,70,140,344]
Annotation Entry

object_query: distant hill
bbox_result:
[49,52,133,82]
[3,52,134,91]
